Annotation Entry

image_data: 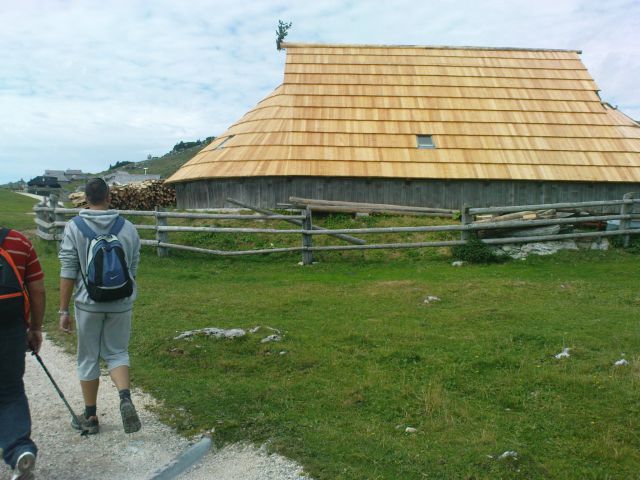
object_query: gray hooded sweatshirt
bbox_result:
[59,209,140,313]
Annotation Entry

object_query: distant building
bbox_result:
[65,169,88,180]
[103,171,161,186]
[28,175,61,195]
[44,170,70,183]
[44,169,89,182]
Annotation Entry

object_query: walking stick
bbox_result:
[32,352,89,436]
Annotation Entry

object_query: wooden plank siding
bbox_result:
[174,177,638,213]
[166,43,640,208]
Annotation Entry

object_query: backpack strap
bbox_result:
[0,227,10,245]
[109,216,125,236]
[72,216,97,239]
[0,229,31,325]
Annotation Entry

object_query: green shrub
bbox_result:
[451,236,507,264]
[609,234,640,253]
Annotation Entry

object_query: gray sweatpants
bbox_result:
[75,308,132,381]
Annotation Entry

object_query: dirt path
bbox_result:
[14,192,63,206]
[0,335,308,480]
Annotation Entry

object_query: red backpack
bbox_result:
[0,228,31,325]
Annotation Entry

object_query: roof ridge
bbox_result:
[281,42,582,54]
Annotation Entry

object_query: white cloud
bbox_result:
[0,0,638,183]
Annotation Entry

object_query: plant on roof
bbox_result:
[276,20,292,51]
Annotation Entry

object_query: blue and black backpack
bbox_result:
[73,216,133,302]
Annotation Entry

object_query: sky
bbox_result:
[0,0,638,184]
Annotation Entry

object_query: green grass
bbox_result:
[0,188,41,231]
[3,189,640,478]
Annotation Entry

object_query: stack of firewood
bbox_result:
[69,180,176,210]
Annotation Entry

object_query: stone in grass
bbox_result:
[405,427,417,433]
[261,334,282,343]
[174,328,246,340]
[498,450,518,460]
[498,451,518,460]
[423,296,441,304]
[615,359,629,366]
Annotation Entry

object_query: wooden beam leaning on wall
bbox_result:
[225,198,366,245]
[288,197,456,217]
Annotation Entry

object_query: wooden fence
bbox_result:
[34,193,639,265]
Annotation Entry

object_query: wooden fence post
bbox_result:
[34,200,45,241]
[54,194,66,249]
[460,204,472,242]
[620,192,634,247]
[156,207,169,257]
[49,194,61,249]
[301,207,314,265]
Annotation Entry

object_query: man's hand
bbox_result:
[59,312,73,334]
[27,329,43,354]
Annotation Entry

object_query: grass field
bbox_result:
[0,189,42,231]
[2,189,640,479]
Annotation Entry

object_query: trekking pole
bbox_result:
[32,352,89,436]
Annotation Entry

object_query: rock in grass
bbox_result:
[498,451,518,460]
[423,296,441,304]
[615,359,629,366]
[261,334,282,343]
[405,427,417,433]
[174,328,246,340]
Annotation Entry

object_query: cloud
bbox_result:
[0,0,638,183]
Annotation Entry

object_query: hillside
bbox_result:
[0,140,208,192]
[108,142,208,179]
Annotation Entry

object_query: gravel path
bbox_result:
[0,335,309,480]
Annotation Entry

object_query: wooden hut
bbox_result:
[166,43,640,210]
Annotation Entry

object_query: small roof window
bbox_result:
[215,135,235,150]
[417,135,435,149]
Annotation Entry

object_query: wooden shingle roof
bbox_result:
[167,43,640,184]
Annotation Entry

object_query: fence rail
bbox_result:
[34,193,639,264]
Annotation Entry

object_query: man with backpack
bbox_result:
[0,227,45,480]
[58,177,142,435]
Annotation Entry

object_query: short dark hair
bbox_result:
[85,178,110,205]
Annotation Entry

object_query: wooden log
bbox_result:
[469,199,633,216]
[160,211,304,221]
[158,226,302,234]
[620,192,634,247]
[301,207,313,265]
[156,207,168,257]
[297,204,452,217]
[294,214,630,235]
[288,196,455,214]
[157,242,302,256]
[474,211,537,223]
[225,198,366,245]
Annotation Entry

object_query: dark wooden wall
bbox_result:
[174,177,639,212]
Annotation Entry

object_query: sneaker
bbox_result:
[11,451,36,480]
[120,398,141,434]
[71,413,100,434]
